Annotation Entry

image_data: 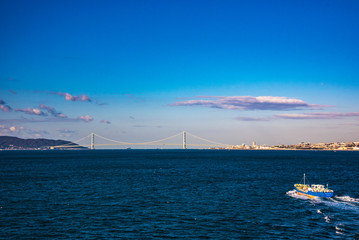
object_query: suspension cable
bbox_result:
[72,134,92,143]
[94,132,183,145]
[140,132,183,144]
[51,133,92,148]
[53,131,233,149]
[94,133,132,144]
[186,131,231,146]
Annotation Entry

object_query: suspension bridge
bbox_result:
[52,131,234,149]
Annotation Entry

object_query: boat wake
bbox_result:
[287,190,359,213]
[329,196,359,210]
[334,195,359,203]
[286,190,311,200]
[288,190,359,237]
[287,190,359,204]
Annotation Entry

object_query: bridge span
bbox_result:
[53,131,233,149]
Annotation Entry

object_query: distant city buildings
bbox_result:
[272,141,359,150]
[219,141,359,151]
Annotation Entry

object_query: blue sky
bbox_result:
[1,0,359,147]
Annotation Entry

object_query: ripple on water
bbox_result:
[0,150,358,239]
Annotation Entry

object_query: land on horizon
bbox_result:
[0,136,86,150]
[0,135,358,151]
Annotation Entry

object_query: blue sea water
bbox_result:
[0,150,358,239]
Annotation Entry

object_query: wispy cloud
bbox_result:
[0,105,12,112]
[335,122,359,127]
[95,100,107,106]
[132,124,163,128]
[45,91,106,106]
[0,117,53,124]
[24,128,49,136]
[0,115,94,124]
[8,102,94,124]
[0,104,12,112]
[171,96,327,111]
[0,125,48,137]
[56,128,77,137]
[0,125,12,134]
[39,104,67,118]
[50,91,92,102]
[133,125,146,128]
[275,112,359,120]
[125,94,145,103]
[56,128,77,134]
[100,120,111,124]
[235,112,359,121]
[0,100,12,112]
[236,116,271,121]
[15,107,47,116]
[78,115,94,122]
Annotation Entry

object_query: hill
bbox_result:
[0,136,87,150]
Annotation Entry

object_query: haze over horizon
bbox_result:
[1,0,359,147]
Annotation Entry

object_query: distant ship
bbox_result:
[294,174,334,198]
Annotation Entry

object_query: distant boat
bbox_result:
[294,174,334,198]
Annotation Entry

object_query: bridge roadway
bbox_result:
[52,131,233,149]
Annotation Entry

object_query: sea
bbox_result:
[0,150,358,239]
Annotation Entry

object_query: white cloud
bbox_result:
[100,120,111,124]
[275,112,359,120]
[50,91,92,102]
[39,104,67,118]
[15,107,47,116]
[78,115,94,122]
[171,96,327,111]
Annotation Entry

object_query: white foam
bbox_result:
[287,190,320,202]
[335,196,359,203]
[287,190,359,214]
[286,189,312,200]
[330,197,356,207]
[286,189,297,196]
[335,226,345,235]
[335,226,343,231]
[324,216,330,223]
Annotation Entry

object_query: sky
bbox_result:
[1,0,359,148]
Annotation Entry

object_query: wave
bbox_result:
[288,190,358,237]
[286,189,314,200]
[330,197,358,208]
[334,195,359,203]
[287,190,359,204]
[287,190,359,214]
[335,225,345,236]
[315,209,348,237]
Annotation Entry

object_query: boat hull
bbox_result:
[294,186,334,198]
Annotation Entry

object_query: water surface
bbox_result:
[1,150,358,239]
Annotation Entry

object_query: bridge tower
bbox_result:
[182,131,187,149]
[90,133,95,150]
